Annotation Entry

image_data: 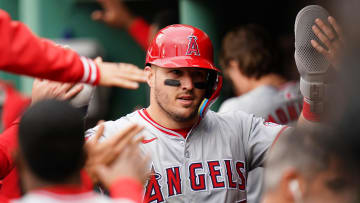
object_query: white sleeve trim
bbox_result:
[88,59,97,85]
[80,56,90,83]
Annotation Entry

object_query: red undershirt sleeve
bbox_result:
[128,18,151,51]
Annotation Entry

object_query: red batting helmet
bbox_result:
[145,24,222,118]
[145,24,220,73]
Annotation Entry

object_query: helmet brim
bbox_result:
[147,56,220,73]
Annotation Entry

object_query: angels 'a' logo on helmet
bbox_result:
[186,35,200,56]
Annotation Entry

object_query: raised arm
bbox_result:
[295,7,343,126]
[0,9,146,88]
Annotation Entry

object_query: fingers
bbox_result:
[97,61,147,88]
[328,16,343,42]
[94,164,111,187]
[104,125,144,164]
[112,125,144,153]
[56,83,74,97]
[63,84,84,100]
[315,18,336,41]
[91,10,104,21]
[132,135,144,145]
[95,57,103,63]
[312,23,332,50]
[92,122,105,144]
[100,123,138,150]
[311,39,328,56]
[117,71,147,83]
[111,78,140,89]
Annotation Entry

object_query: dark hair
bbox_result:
[152,9,179,30]
[219,24,282,79]
[19,99,85,183]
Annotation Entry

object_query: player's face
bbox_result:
[263,159,358,203]
[301,160,357,203]
[152,66,208,122]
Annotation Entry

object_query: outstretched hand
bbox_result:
[91,0,135,29]
[84,121,148,184]
[94,134,150,188]
[311,16,344,69]
[95,57,147,89]
[31,79,83,105]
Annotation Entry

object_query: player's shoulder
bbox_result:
[85,110,141,139]
[278,81,301,96]
[219,86,279,113]
[218,96,241,113]
[207,109,256,126]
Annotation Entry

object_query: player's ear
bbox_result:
[280,169,304,202]
[145,65,155,88]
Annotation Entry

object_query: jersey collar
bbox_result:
[138,109,192,138]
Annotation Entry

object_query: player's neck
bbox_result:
[236,74,287,95]
[254,74,287,89]
[146,105,198,129]
[21,170,82,193]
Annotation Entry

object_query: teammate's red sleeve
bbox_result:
[109,177,144,203]
[128,18,151,51]
[0,121,19,180]
[0,10,100,85]
[0,82,30,130]
[0,195,10,203]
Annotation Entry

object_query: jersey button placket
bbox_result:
[184,140,190,158]
[184,151,190,158]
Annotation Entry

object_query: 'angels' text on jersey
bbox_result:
[144,160,246,202]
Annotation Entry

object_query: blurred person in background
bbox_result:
[92,0,179,51]
[218,24,303,203]
[218,24,302,125]
[0,99,148,202]
[262,127,360,203]
[0,68,147,199]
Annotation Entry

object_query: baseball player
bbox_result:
[0,99,147,203]
[218,24,303,203]
[86,24,328,202]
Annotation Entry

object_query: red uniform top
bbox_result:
[0,177,144,203]
[128,18,151,51]
[0,9,100,85]
[0,121,18,180]
[0,81,31,130]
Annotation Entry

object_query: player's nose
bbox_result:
[180,74,194,90]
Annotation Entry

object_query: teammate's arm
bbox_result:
[0,122,19,179]
[92,0,150,50]
[85,122,149,203]
[298,16,343,126]
[0,9,146,88]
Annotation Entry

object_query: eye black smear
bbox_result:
[164,79,208,89]
[164,79,181,87]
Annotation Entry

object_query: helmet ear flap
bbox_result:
[204,71,218,99]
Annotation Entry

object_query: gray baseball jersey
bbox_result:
[86,108,288,202]
[219,82,302,203]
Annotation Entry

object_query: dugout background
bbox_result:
[0,0,330,125]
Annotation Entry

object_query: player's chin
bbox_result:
[175,106,198,118]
